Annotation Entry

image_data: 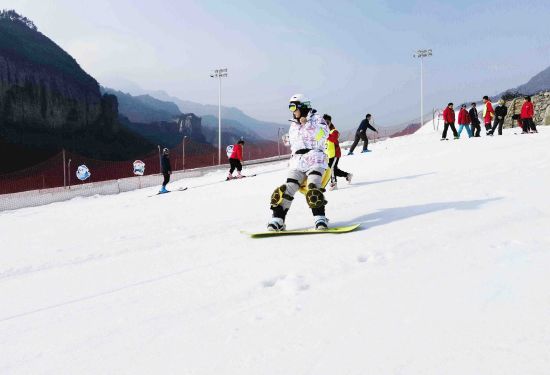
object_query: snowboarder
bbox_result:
[457,104,472,138]
[469,102,481,137]
[482,96,494,135]
[348,114,378,154]
[441,103,458,140]
[227,139,245,180]
[488,99,507,136]
[160,148,172,193]
[323,114,352,190]
[520,96,537,134]
[267,94,330,231]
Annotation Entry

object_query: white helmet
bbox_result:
[289,93,311,108]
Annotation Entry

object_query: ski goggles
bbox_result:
[289,103,299,112]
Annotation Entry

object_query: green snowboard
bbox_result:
[242,223,361,238]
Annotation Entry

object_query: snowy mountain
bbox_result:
[1,126,549,374]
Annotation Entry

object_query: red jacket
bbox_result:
[484,101,494,123]
[443,107,455,123]
[457,108,470,125]
[521,101,534,119]
[327,128,341,158]
[230,143,243,161]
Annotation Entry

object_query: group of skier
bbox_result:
[441,95,538,140]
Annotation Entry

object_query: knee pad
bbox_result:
[305,183,327,209]
[270,185,294,208]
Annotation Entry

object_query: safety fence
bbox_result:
[0,139,287,196]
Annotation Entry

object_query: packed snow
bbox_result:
[1,125,549,374]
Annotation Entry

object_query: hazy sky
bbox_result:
[10,0,550,129]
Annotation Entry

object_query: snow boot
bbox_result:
[347,151,354,155]
[237,172,243,179]
[226,173,233,181]
[267,217,286,232]
[314,215,329,230]
[346,173,353,184]
[328,181,338,191]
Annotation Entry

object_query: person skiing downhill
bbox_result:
[348,114,378,154]
[267,94,330,231]
[227,139,245,180]
[159,148,172,193]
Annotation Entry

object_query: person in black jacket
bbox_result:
[160,148,172,193]
[348,114,378,155]
[488,99,507,136]
[469,103,481,137]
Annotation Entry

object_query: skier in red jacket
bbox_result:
[441,103,458,140]
[323,114,352,190]
[227,139,245,180]
[457,104,472,138]
[482,96,494,134]
[520,96,537,133]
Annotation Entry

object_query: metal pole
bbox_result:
[218,74,222,165]
[62,148,66,188]
[68,158,72,189]
[182,136,187,170]
[420,56,424,127]
[158,145,161,173]
[277,128,281,157]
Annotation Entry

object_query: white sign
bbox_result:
[76,165,91,181]
[133,160,145,176]
[226,145,234,158]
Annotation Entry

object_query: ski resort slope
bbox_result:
[1,126,550,375]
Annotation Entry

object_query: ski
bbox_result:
[241,223,361,238]
[148,187,188,197]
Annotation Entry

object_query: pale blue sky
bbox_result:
[11,0,550,129]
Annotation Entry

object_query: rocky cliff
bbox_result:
[501,91,550,128]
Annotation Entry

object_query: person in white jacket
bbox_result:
[267,94,330,231]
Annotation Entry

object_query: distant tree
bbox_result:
[0,9,37,31]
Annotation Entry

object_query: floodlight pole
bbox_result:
[210,68,228,165]
[413,49,432,127]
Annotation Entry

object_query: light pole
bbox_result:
[182,136,188,170]
[210,68,228,165]
[277,127,284,158]
[413,49,432,127]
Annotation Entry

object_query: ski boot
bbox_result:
[328,181,337,191]
[159,186,169,194]
[236,172,243,179]
[267,217,285,232]
[314,215,329,230]
[347,151,354,155]
[226,173,233,181]
[346,173,353,184]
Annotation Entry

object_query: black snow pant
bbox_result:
[349,130,368,153]
[490,118,504,135]
[484,122,492,133]
[162,172,170,187]
[328,157,349,183]
[471,122,481,137]
[442,122,458,139]
[229,158,242,174]
[522,118,537,132]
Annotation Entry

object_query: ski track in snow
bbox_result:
[1,126,550,374]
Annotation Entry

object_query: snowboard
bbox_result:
[241,223,361,238]
[148,187,188,197]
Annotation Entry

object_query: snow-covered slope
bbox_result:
[1,127,550,374]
